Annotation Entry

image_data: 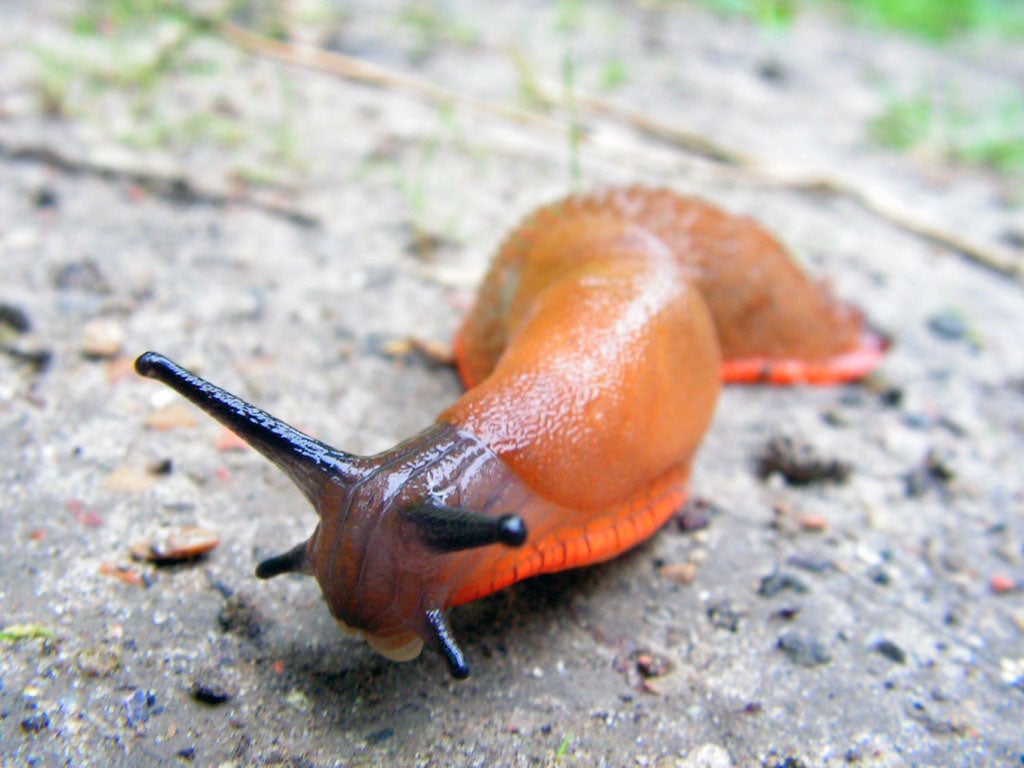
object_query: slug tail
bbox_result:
[720,328,890,385]
[135,352,366,508]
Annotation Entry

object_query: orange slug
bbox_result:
[136,187,886,677]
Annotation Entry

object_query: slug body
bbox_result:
[136,187,886,677]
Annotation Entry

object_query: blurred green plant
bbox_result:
[870,88,1024,174]
[31,0,314,182]
[396,1,480,61]
[36,0,208,118]
[688,0,1024,39]
[699,0,798,28]
[869,93,934,151]
[839,0,1024,40]
[554,733,575,761]
[72,0,180,35]
[601,56,629,90]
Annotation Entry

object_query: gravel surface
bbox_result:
[2,2,1023,766]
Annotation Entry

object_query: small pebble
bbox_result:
[148,458,174,475]
[20,711,50,733]
[878,386,904,407]
[190,673,234,705]
[904,448,955,498]
[99,562,147,587]
[76,646,122,677]
[131,526,220,563]
[869,566,892,586]
[123,689,156,728]
[634,651,672,679]
[33,186,59,209]
[756,436,850,486]
[990,573,1019,594]
[757,59,787,82]
[676,498,719,532]
[366,727,394,745]
[799,514,828,532]
[773,606,801,621]
[706,600,742,632]
[872,638,907,664]
[679,743,733,768]
[0,343,52,372]
[658,562,697,584]
[0,302,31,333]
[82,318,125,359]
[218,594,264,641]
[757,570,808,598]
[53,259,110,293]
[926,310,967,341]
[284,689,311,712]
[777,631,832,667]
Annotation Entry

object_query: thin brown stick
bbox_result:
[764,171,1023,281]
[217,21,567,136]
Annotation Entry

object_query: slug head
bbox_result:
[134,352,526,678]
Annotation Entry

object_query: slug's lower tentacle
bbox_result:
[255,541,313,578]
[424,608,469,679]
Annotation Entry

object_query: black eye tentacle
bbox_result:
[135,351,368,508]
[404,504,528,553]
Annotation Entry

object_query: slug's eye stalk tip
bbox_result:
[496,514,527,547]
[404,505,529,553]
[425,608,469,679]
[135,350,173,379]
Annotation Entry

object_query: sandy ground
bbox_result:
[1,1,1023,766]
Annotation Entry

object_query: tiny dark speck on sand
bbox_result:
[20,711,50,734]
[218,593,265,641]
[707,600,743,632]
[758,570,809,597]
[926,310,967,341]
[123,689,157,728]
[777,631,832,667]
[872,639,907,664]
[367,727,395,745]
[191,675,234,705]
[756,436,851,485]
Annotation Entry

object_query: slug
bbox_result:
[136,187,886,678]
